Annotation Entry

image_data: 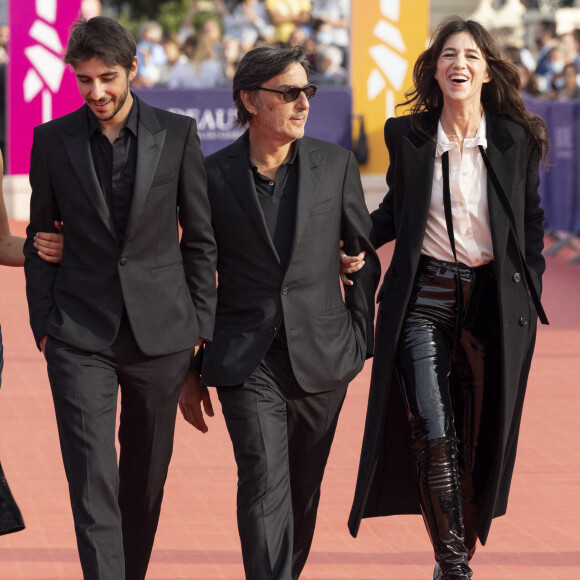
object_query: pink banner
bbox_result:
[8,0,82,174]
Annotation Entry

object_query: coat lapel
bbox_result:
[290,137,324,260]
[221,133,281,262]
[401,126,437,257]
[124,97,166,247]
[62,106,116,235]
[485,112,517,258]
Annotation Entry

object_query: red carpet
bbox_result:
[1,221,578,579]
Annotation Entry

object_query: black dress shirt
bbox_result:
[250,141,298,272]
[89,98,139,244]
[249,138,299,351]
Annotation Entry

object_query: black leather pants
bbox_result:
[395,255,501,579]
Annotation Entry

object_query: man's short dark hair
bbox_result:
[64,16,136,72]
[233,46,310,127]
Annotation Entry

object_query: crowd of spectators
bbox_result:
[503,20,580,102]
[131,0,351,89]
[2,2,580,101]
[129,4,580,101]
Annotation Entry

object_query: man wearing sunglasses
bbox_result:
[179,45,380,579]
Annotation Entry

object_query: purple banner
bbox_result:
[545,100,576,232]
[525,97,580,233]
[524,97,549,219]
[134,87,352,156]
[8,0,82,174]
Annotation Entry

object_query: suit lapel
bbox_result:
[221,133,280,262]
[124,97,166,247]
[485,112,517,257]
[290,137,324,261]
[62,106,116,234]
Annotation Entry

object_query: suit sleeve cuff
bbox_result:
[190,341,205,373]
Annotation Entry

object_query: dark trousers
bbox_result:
[395,256,500,569]
[218,344,347,580]
[45,316,193,580]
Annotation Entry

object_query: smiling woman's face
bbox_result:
[434,31,492,107]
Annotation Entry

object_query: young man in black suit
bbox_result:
[23,17,216,580]
[179,46,380,579]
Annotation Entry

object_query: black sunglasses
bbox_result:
[257,84,318,102]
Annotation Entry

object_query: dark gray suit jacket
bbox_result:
[24,96,217,357]
[201,132,380,393]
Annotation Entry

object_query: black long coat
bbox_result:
[348,111,547,545]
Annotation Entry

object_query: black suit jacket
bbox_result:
[24,96,217,357]
[201,132,380,392]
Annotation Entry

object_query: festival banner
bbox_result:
[136,87,352,156]
[351,0,429,174]
[8,0,82,174]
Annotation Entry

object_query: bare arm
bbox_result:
[1,151,63,267]
[0,151,25,267]
[294,9,311,24]
[266,2,310,25]
[265,6,287,25]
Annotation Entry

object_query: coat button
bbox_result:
[519,316,528,326]
[270,326,277,334]
[390,267,398,276]
[378,307,384,317]
[120,258,128,266]
[513,272,522,283]
[281,287,288,295]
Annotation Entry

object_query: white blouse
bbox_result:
[421,115,494,267]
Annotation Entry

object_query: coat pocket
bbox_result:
[151,260,183,273]
[310,197,334,216]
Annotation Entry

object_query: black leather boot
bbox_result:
[415,437,472,580]
[461,501,478,563]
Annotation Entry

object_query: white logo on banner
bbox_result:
[23,0,66,123]
[168,107,244,142]
[367,0,408,120]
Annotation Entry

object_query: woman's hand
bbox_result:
[35,221,63,263]
[339,240,365,286]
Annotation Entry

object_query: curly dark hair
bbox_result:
[400,16,549,159]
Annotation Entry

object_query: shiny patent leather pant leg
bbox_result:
[395,256,499,579]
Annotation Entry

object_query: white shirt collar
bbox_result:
[435,114,487,157]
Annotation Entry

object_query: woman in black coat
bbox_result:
[347,17,549,580]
